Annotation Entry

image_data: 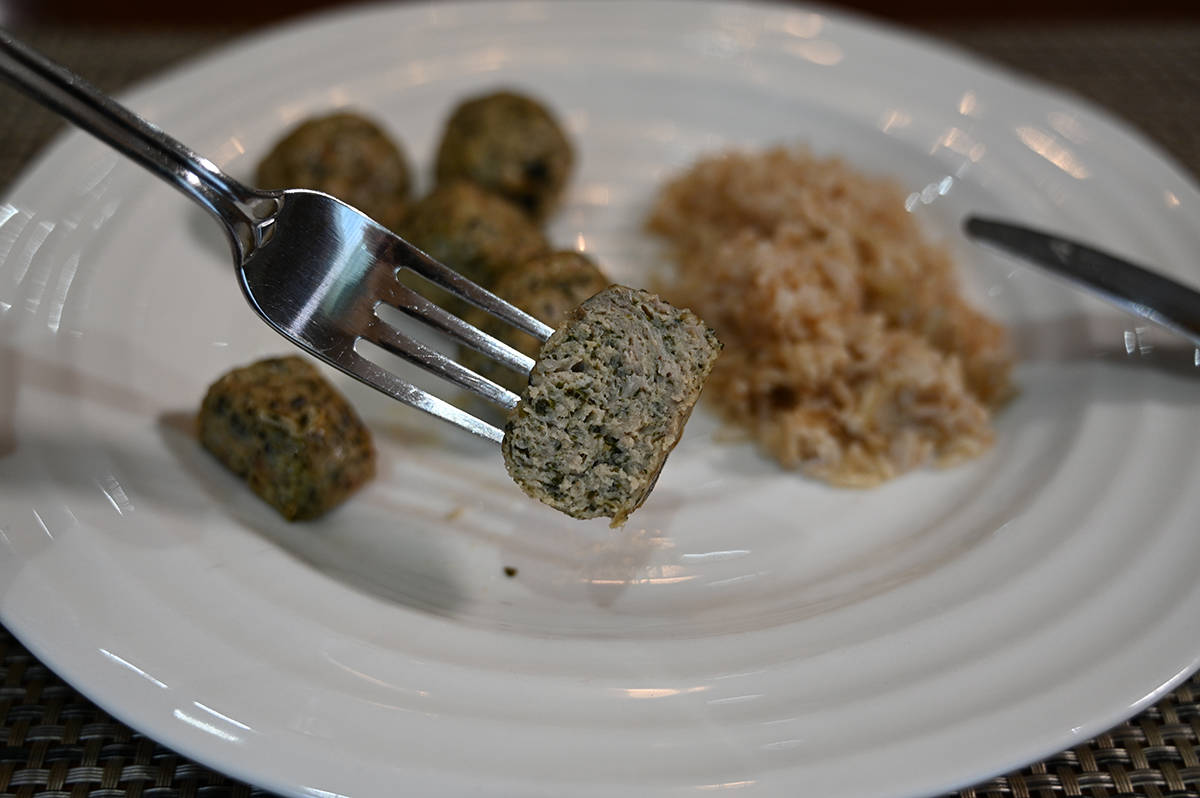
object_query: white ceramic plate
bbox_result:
[3,3,1199,796]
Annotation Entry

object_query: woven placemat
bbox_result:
[926,24,1200,178]
[3,623,1200,798]
[0,627,270,798]
[1,21,1198,798]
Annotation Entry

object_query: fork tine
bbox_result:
[376,278,537,377]
[339,352,504,443]
[387,238,556,342]
[360,316,521,411]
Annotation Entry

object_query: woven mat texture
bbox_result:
[1,21,1199,798]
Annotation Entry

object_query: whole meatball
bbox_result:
[461,250,611,395]
[256,112,412,231]
[197,356,375,521]
[400,180,548,289]
[487,250,612,353]
[435,91,573,221]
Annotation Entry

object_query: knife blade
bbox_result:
[964,216,1200,348]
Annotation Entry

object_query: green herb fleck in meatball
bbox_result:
[435,90,573,221]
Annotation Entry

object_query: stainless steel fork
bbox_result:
[0,30,554,443]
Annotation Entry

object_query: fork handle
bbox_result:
[0,29,265,260]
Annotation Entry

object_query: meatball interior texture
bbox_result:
[197,356,376,521]
[435,90,574,221]
[502,285,722,526]
[256,112,412,232]
[400,180,549,288]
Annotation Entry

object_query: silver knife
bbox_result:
[964,216,1200,349]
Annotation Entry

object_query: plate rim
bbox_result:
[3,2,1200,797]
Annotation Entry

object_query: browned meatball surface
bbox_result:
[492,251,612,338]
[435,90,573,221]
[461,250,611,394]
[400,180,548,289]
[256,112,412,231]
[197,356,375,520]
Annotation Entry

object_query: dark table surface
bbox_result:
[1,9,1199,798]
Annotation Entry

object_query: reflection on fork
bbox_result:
[0,30,554,445]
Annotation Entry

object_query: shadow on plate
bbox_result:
[156,411,473,618]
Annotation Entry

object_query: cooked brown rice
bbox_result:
[647,147,1014,486]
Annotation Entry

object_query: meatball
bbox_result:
[197,356,375,520]
[400,180,548,289]
[502,286,722,526]
[435,90,573,221]
[256,112,412,232]
[461,250,611,393]
[491,251,612,337]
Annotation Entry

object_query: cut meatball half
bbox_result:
[502,285,721,526]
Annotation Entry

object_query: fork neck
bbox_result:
[0,29,272,263]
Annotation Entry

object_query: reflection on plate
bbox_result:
[2,3,1199,797]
